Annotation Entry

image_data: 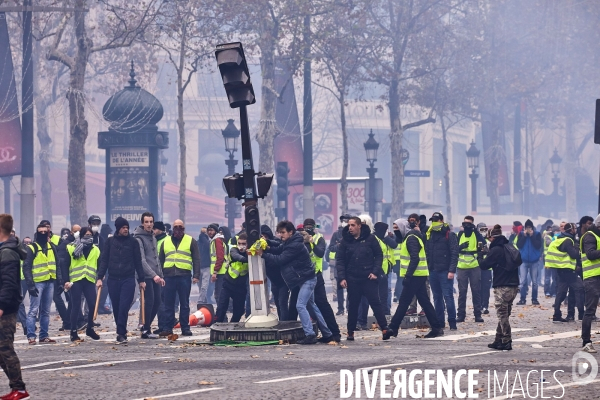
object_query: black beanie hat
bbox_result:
[153,221,165,232]
[208,223,219,232]
[115,217,129,232]
[524,219,534,228]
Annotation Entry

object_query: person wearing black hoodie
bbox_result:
[261,225,289,320]
[0,214,29,400]
[97,217,146,344]
[580,214,600,353]
[478,225,520,351]
[336,217,389,341]
[260,221,332,344]
[516,219,543,305]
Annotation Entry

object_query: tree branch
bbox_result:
[403,117,436,130]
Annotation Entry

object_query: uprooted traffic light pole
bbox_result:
[215,42,276,328]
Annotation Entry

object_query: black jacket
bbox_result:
[197,232,211,269]
[556,233,581,262]
[0,237,25,314]
[327,226,344,262]
[404,230,424,278]
[582,227,600,262]
[264,238,286,287]
[335,224,383,282]
[262,232,315,290]
[98,235,145,283]
[479,236,519,288]
[425,225,458,273]
[57,234,75,280]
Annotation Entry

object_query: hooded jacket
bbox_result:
[98,234,145,283]
[261,228,285,287]
[478,236,519,288]
[424,223,458,273]
[0,237,25,314]
[262,231,315,289]
[335,224,383,282]
[197,231,211,269]
[327,226,344,262]
[133,226,163,279]
[582,225,600,263]
[516,220,542,263]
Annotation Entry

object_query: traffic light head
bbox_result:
[244,204,260,245]
[215,42,256,108]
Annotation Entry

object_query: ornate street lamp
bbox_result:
[364,130,379,220]
[466,140,480,213]
[222,119,240,230]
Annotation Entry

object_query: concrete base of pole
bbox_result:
[244,313,279,328]
[210,320,313,343]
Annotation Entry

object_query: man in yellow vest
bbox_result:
[384,219,442,340]
[62,227,101,342]
[22,223,62,345]
[374,222,398,315]
[580,214,600,353]
[40,220,60,247]
[456,216,485,323]
[302,218,340,342]
[547,222,584,323]
[158,219,200,337]
[215,233,249,323]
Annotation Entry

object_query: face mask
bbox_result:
[62,234,69,240]
[91,226,99,233]
[173,226,185,238]
[431,221,442,228]
[81,236,94,246]
[462,222,474,231]
[74,231,80,239]
[409,222,417,229]
[36,232,48,244]
[341,222,348,228]
[305,228,315,235]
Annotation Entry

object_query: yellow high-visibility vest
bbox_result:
[581,231,600,280]
[375,236,394,274]
[163,235,193,271]
[310,233,324,273]
[399,234,428,277]
[545,237,576,270]
[457,233,479,269]
[210,238,227,275]
[227,245,248,279]
[28,243,56,282]
[67,244,99,283]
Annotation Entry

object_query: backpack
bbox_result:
[503,243,522,271]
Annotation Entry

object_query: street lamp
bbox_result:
[364,130,379,220]
[549,148,562,195]
[466,140,480,213]
[222,119,240,230]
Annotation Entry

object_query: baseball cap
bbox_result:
[88,215,101,224]
[429,212,444,222]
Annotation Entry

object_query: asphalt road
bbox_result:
[8,287,600,399]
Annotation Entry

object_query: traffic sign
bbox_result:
[401,148,410,166]
[404,170,430,177]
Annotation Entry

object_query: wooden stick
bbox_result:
[140,287,145,326]
[93,286,102,321]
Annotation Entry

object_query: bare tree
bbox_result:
[46,0,162,224]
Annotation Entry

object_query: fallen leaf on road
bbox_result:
[340,345,349,349]
[528,359,536,363]
[177,358,193,363]
[328,342,338,346]
[251,355,260,358]
[517,314,525,318]
[168,334,179,341]
[199,381,214,385]
[64,373,77,377]
[163,360,172,363]
[286,352,294,355]
[481,332,489,335]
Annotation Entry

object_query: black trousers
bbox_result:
[582,276,600,344]
[313,272,340,336]
[53,280,70,328]
[553,269,584,319]
[347,278,388,333]
[216,280,247,323]
[288,286,300,321]
[142,279,161,332]
[390,276,441,331]
[271,283,290,321]
[69,280,96,330]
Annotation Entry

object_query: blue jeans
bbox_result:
[519,262,539,301]
[429,270,456,325]
[26,280,54,340]
[164,275,191,332]
[296,276,331,337]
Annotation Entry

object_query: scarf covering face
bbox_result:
[173,226,185,239]
[73,236,94,259]
[426,221,444,240]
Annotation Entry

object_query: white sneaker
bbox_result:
[583,343,597,353]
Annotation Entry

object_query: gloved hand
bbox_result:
[402,277,411,287]
[28,286,39,297]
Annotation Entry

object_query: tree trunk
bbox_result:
[36,100,53,221]
[176,21,188,221]
[440,114,452,223]
[256,27,277,227]
[564,117,577,221]
[339,91,348,214]
[389,77,404,218]
[67,1,89,225]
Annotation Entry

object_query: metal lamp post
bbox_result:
[222,119,240,231]
[364,130,379,220]
[550,148,562,195]
[466,140,480,213]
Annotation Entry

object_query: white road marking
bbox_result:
[21,359,87,369]
[255,372,335,384]
[451,351,496,358]
[425,328,532,341]
[359,360,425,370]
[489,378,600,400]
[130,387,224,399]
[531,344,544,348]
[37,356,172,372]
[513,330,580,342]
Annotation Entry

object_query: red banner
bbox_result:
[0,12,22,177]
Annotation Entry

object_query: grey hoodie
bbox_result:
[133,226,163,279]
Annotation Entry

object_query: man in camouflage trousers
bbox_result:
[478,224,521,351]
